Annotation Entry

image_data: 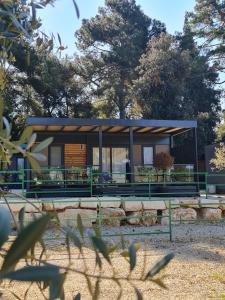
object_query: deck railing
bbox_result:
[0,166,224,198]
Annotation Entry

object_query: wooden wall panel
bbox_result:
[133,144,142,165]
[64,144,87,167]
[155,145,170,154]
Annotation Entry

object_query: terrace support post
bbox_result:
[170,135,174,149]
[129,127,134,183]
[26,158,31,197]
[99,126,103,184]
[193,127,200,192]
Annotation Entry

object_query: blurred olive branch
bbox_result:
[0,208,174,299]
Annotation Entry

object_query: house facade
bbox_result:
[21,117,198,197]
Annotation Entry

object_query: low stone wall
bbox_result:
[1,195,225,228]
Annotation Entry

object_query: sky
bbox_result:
[39,0,196,56]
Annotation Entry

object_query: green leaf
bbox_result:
[145,253,174,279]
[3,116,11,138]
[26,133,37,150]
[150,278,168,289]
[92,224,101,238]
[30,152,47,162]
[1,214,50,272]
[85,275,93,296]
[57,33,62,46]
[49,272,66,300]
[36,37,43,47]
[91,236,111,264]
[120,251,129,258]
[107,244,117,254]
[134,243,141,252]
[93,278,100,300]
[63,226,82,251]
[72,0,80,18]
[77,214,84,238]
[33,137,53,153]
[134,288,143,300]
[0,207,10,247]
[95,251,102,269]
[0,98,4,119]
[1,265,59,281]
[120,232,125,249]
[129,243,136,272]
[73,293,81,300]
[27,155,41,173]
[19,127,33,144]
[18,207,25,231]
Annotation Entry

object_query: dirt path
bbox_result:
[2,224,225,299]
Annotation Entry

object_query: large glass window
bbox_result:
[143,147,153,165]
[112,148,128,182]
[93,147,110,172]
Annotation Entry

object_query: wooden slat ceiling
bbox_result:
[31,125,189,135]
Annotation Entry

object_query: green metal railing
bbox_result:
[1,197,173,242]
[2,166,225,242]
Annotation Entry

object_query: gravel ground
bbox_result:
[2,224,225,299]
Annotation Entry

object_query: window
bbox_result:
[50,146,62,167]
[143,147,153,165]
[93,147,110,172]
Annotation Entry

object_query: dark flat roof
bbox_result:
[27,117,197,135]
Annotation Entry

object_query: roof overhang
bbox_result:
[26,117,197,135]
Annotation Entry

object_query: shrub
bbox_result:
[154,152,174,172]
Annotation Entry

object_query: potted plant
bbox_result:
[153,152,174,195]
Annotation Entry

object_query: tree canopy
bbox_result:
[1,0,224,155]
[75,0,165,118]
[134,31,221,152]
[187,0,225,79]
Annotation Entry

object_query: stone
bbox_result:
[58,209,97,227]
[161,210,170,226]
[161,208,197,225]
[174,208,197,223]
[0,199,42,213]
[126,211,142,225]
[80,197,98,209]
[142,199,166,210]
[42,198,79,211]
[97,196,121,208]
[101,208,125,226]
[142,210,157,226]
[121,197,142,212]
[179,198,199,208]
[164,199,180,209]
[199,198,219,208]
[200,208,222,220]
[219,200,225,210]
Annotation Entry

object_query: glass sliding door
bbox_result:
[112,148,128,183]
[92,147,128,183]
[93,147,110,172]
[49,146,63,181]
[102,148,110,173]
